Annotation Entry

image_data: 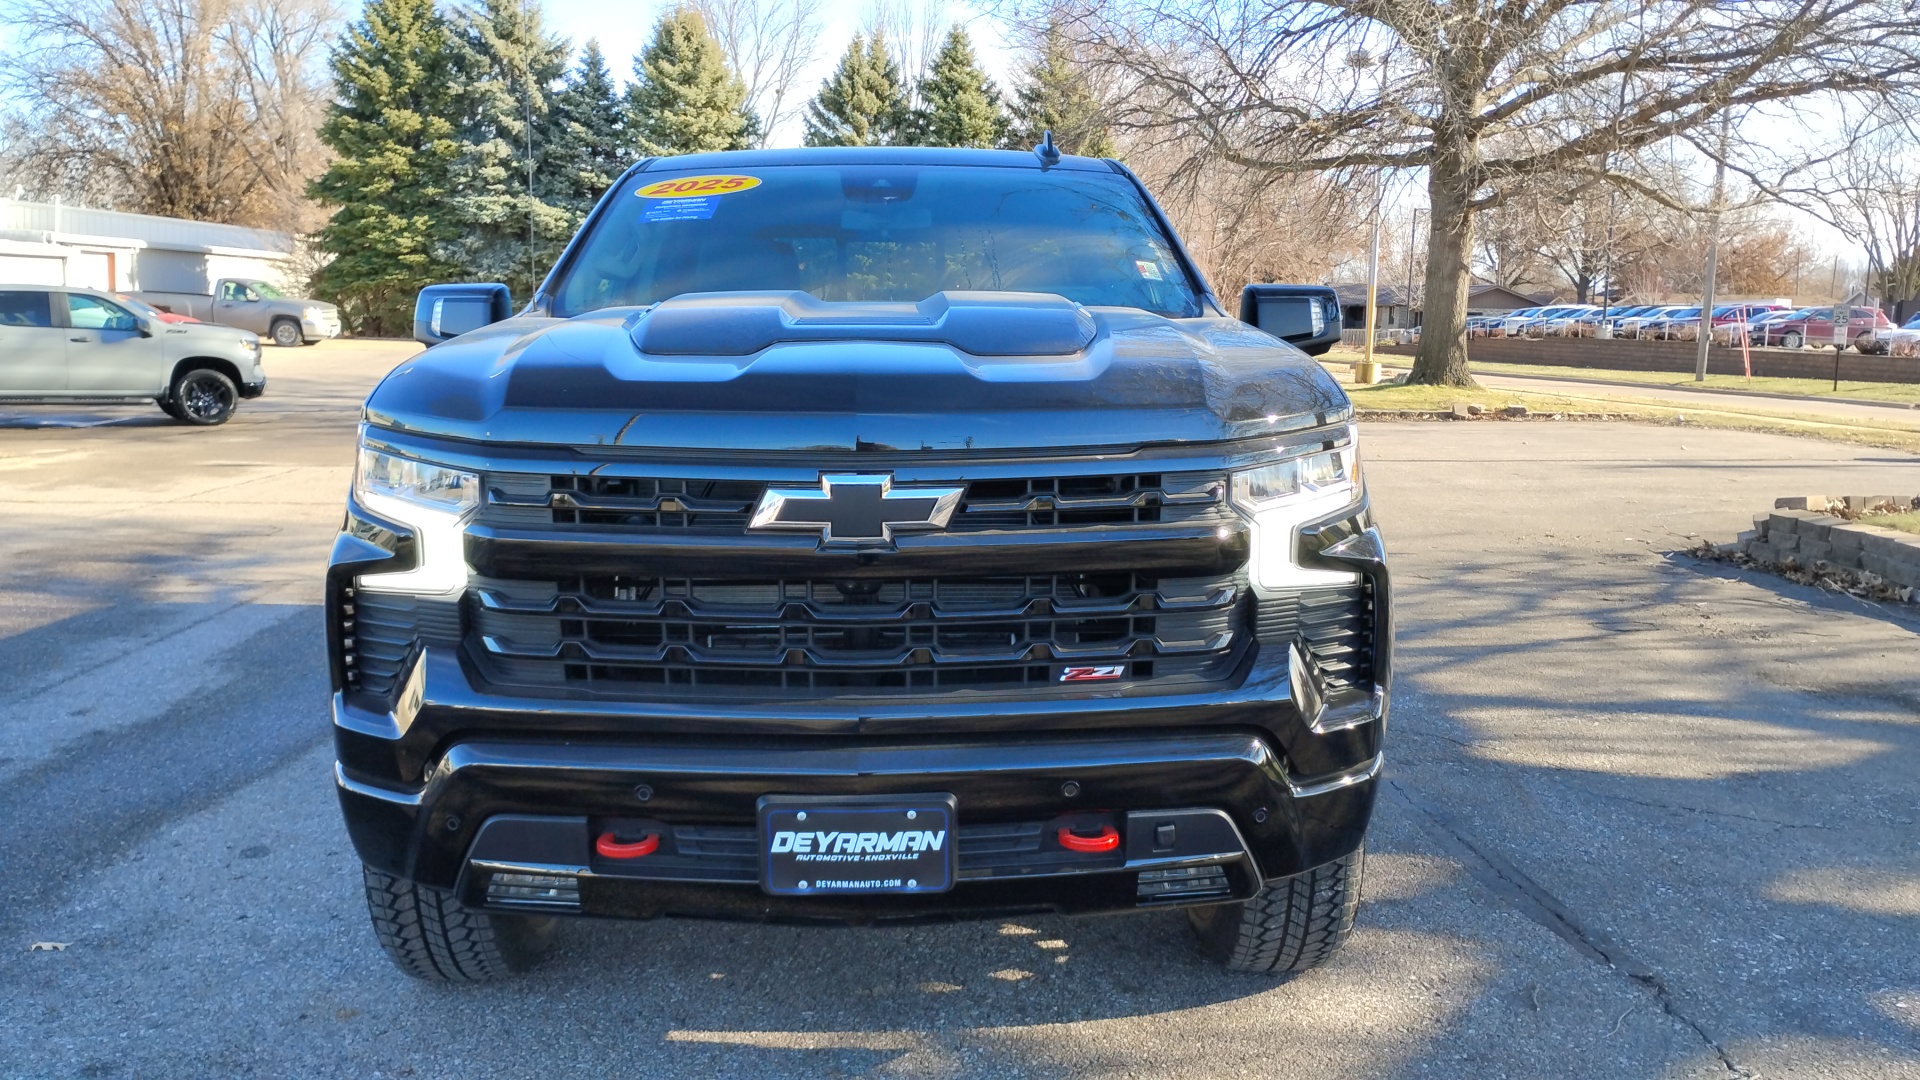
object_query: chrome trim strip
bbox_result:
[334,761,425,807]
[470,858,591,878]
[1285,752,1384,798]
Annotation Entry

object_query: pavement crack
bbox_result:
[1388,777,1749,1076]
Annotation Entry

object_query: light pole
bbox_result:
[1359,209,1381,384]
[1406,208,1426,331]
[1694,112,1731,382]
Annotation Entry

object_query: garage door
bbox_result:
[0,254,66,286]
[68,251,115,290]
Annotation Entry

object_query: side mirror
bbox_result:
[137,317,154,338]
[1240,284,1342,356]
[414,283,513,346]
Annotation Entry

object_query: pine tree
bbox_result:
[1005,24,1114,158]
[441,0,572,300]
[803,33,910,147]
[912,28,1007,149]
[625,7,754,157]
[542,39,630,224]
[308,0,463,336]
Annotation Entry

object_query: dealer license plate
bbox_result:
[758,794,957,896]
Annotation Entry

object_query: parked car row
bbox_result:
[1465,300,1903,353]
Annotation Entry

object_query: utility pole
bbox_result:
[1694,112,1731,382]
[1406,208,1425,332]
[1359,209,1381,384]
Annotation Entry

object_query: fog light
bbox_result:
[486,872,580,909]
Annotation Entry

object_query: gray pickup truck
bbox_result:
[133,279,342,348]
[0,285,266,424]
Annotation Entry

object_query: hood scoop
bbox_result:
[628,290,1098,358]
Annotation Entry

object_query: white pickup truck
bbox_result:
[132,279,342,347]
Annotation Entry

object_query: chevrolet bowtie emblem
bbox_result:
[749,474,964,545]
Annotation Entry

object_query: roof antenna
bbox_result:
[1034,130,1061,168]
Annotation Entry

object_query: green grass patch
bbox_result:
[1338,374,1920,455]
[1462,359,1920,405]
[1861,511,1920,535]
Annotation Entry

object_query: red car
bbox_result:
[1758,306,1893,351]
[116,293,200,324]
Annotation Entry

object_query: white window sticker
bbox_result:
[1135,260,1164,281]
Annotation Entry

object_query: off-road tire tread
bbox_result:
[361,864,547,982]
[1188,844,1364,974]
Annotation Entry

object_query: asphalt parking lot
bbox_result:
[2,340,1917,1078]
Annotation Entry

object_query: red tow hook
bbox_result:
[595,831,660,859]
[1057,824,1120,853]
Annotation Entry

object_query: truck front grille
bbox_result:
[482,470,1228,534]
[470,570,1246,699]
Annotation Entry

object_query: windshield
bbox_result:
[552,164,1204,319]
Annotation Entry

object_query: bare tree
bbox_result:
[691,0,826,147]
[1473,200,1551,294]
[1773,117,1920,319]
[0,0,337,231]
[867,0,951,95]
[1033,0,1920,385]
[1127,132,1370,300]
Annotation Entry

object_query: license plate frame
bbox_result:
[757,793,958,897]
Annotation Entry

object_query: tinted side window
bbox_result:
[0,291,54,328]
[68,294,138,332]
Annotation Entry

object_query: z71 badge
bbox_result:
[1060,665,1126,682]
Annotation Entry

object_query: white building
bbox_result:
[0,198,297,293]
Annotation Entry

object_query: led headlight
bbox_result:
[1231,426,1363,590]
[352,442,480,595]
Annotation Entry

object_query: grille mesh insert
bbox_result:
[471,571,1244,699]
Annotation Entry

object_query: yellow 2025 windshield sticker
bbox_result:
[635,174,762,198]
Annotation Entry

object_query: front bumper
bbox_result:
[337,718,1381,922]
[303,316,342,341]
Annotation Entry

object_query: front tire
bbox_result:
[170,369,237,425]
[270,318,302,348]
[361,864,555,982]
[1189,844,1364,975]
[1781,330,1804,349]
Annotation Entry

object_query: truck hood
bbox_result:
[363,291,1351,453]
[163,319,256,345]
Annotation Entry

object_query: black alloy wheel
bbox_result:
[172,369,237,426]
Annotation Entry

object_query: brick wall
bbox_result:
[1374,337,1920,384]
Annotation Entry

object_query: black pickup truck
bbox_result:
[329,146,1390,981]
